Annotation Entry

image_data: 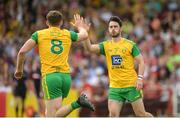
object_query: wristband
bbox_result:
[138,75,143,78]
[138,75,143,80]
[138,77,143,80]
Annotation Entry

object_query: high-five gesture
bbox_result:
[72,14,90,31]
[83,18,91,32]
[71,14,88,41]
[73,14,84,29]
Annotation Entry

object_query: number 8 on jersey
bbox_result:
[51,39,63,54]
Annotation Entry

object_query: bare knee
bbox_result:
[46,106,61,117]
[131,98,153,117]
[45,102,61,117]
[45,108,55,117]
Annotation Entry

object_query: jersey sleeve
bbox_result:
[99,42,105,55]
[31,32,38,43]
[70,31,78,42]
[132,43,140,57]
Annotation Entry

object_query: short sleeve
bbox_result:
[31,32,38,43]
[132,44,140,57]
[70,31,78,42]
[99,42,105,55]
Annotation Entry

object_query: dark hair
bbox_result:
[46,10,63,26]
[108,16,122,27]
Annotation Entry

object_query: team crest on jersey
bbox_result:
[111,55,122,65]
[122,48,127,53]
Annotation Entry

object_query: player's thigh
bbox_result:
[108,88,126,102]
[125,87,147,116]
[42,72,63,100]
[131,98,146,116]
[125,87,142,102]
[61,73,71,98]
[108,100,123,117]
[108,88,125,116]
[45,97,62,117]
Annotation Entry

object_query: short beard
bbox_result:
[111,33,120,38]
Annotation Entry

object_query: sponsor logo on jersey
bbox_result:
[111,55,122,65]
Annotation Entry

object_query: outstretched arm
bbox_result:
[14,39,36,79]
[72,14,101,54]
[84,38,101,54]
[73,14,88,41]
[81,18,101,54]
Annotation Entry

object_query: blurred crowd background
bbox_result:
[0,0,180,117]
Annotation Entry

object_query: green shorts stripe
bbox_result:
[42,77,46,98]
[44,76,50,99]
[108,87,142,103]
[42,72,71,100]
[42,76,50,99]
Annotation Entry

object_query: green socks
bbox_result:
[71,101,80,110]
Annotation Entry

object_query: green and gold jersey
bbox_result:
[99,38,140,88]
[31,27,78,77]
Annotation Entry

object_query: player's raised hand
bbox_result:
[72,14,90,40]
[83,18,91,32]
[14,71,23,80]
[73,14,84,29]
[71,14,91,32]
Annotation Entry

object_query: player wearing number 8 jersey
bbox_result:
[31,27,77,76]
[14,10,94,117]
